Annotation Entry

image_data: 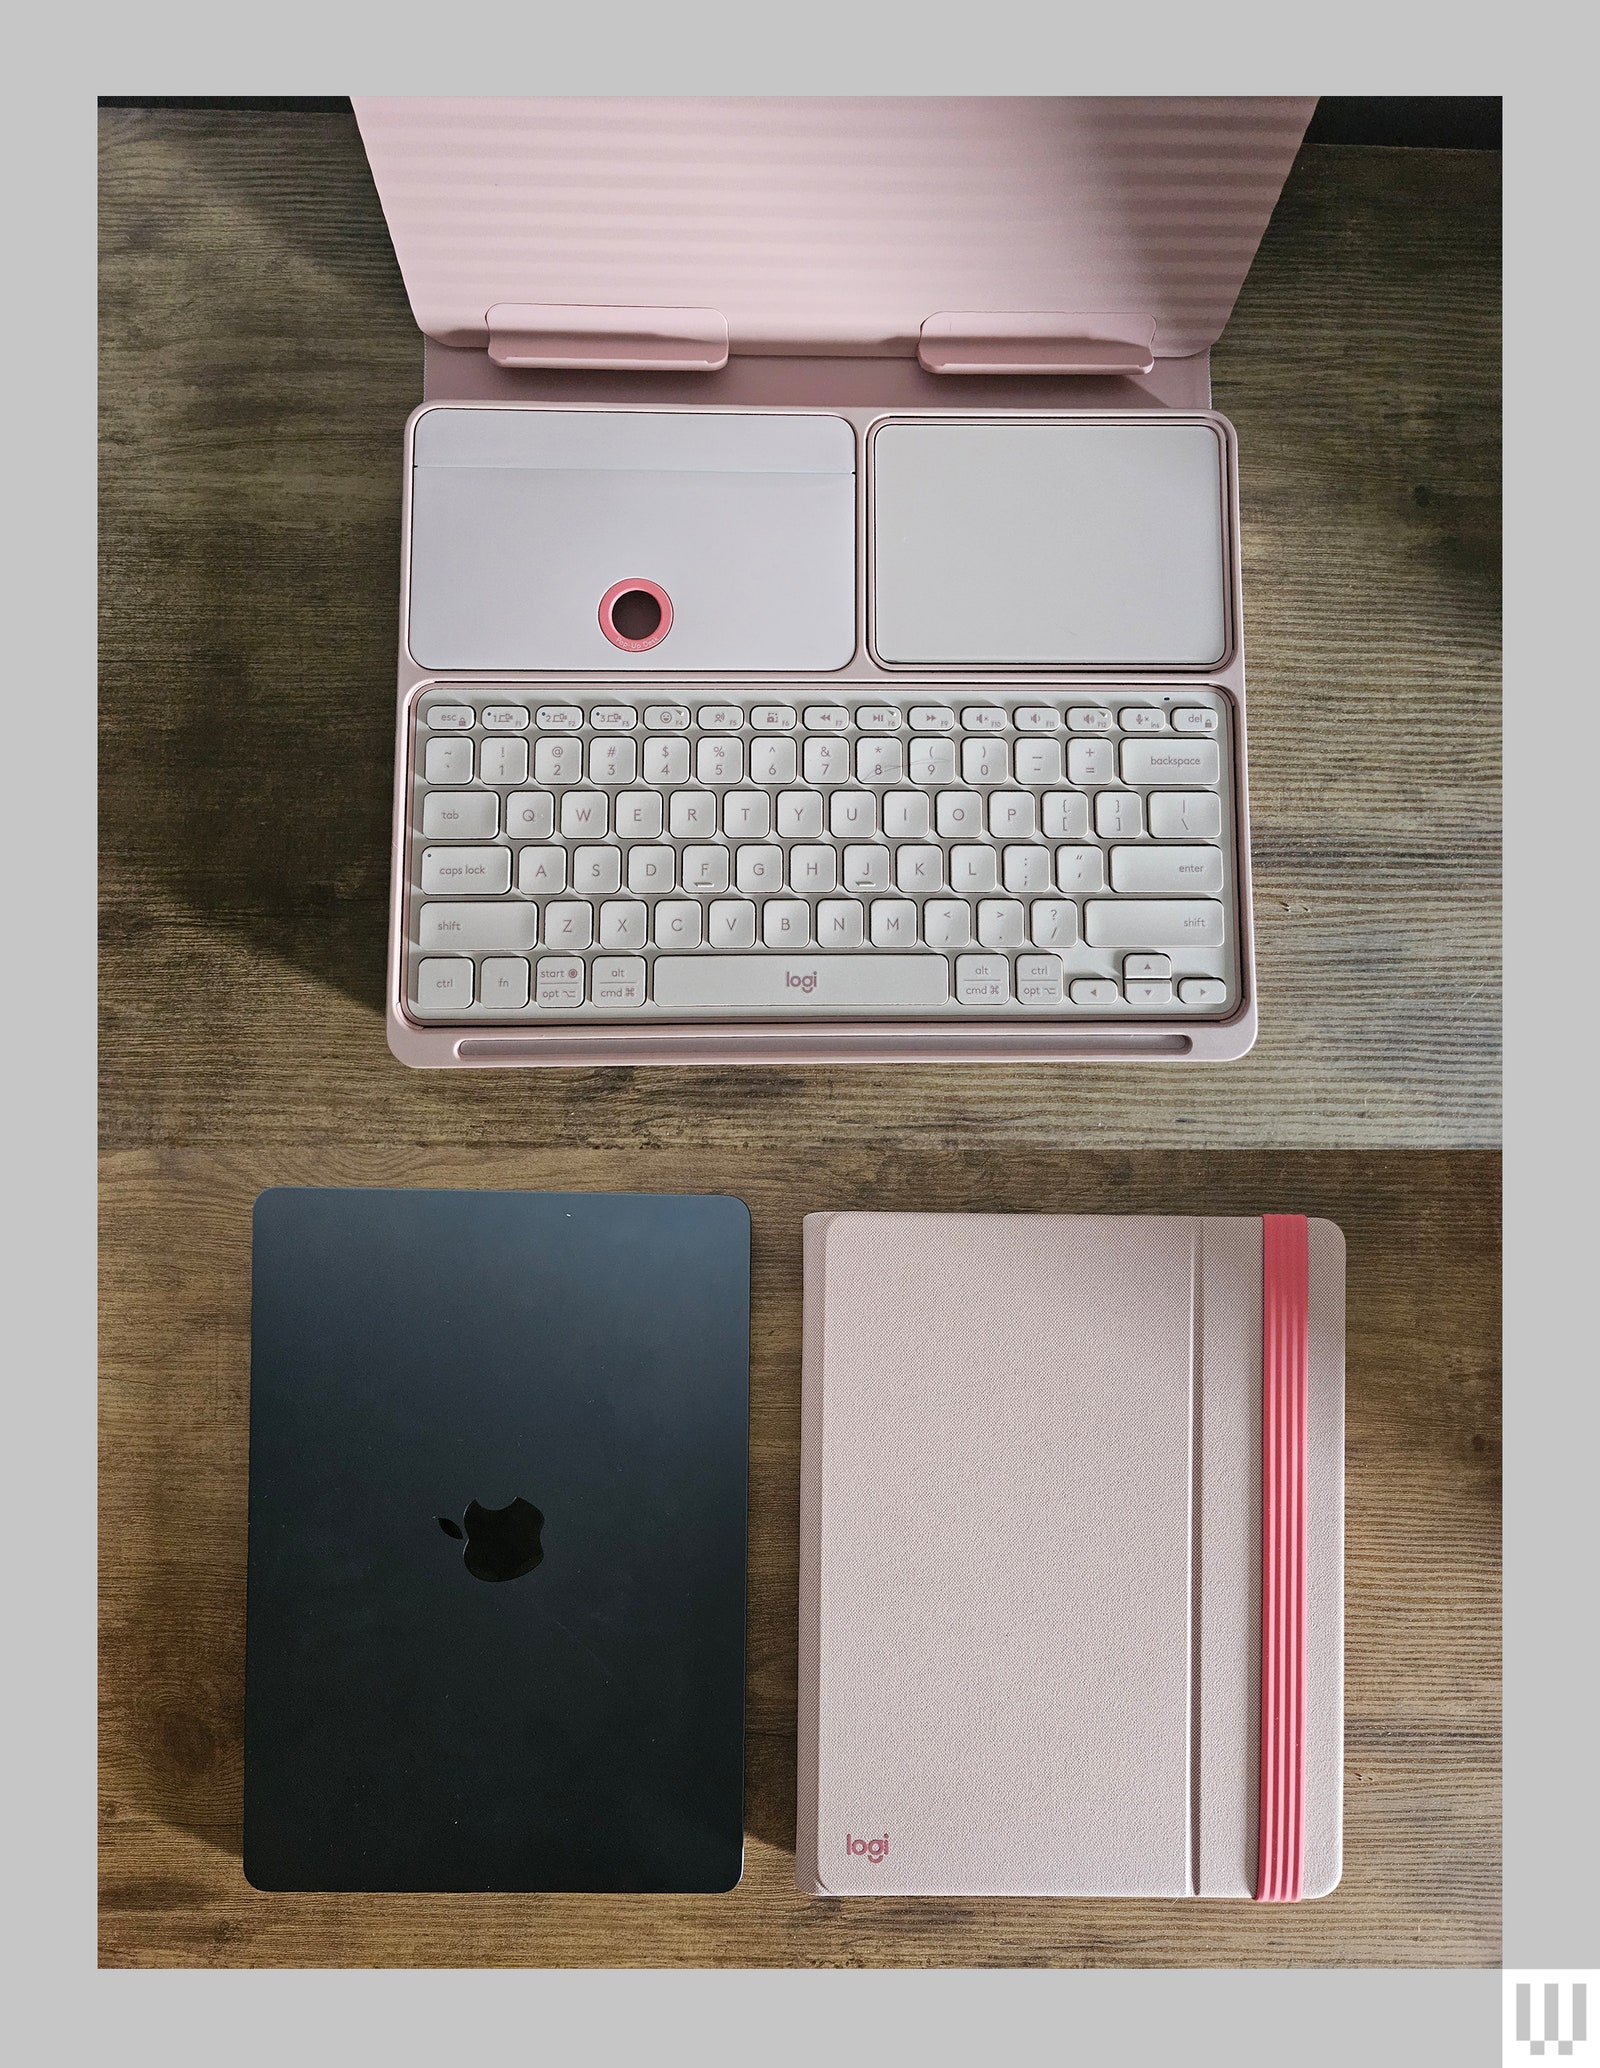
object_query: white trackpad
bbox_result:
[408,408,857,673]
[871,419,1229,667]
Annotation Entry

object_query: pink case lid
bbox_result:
[353,96,1315,363]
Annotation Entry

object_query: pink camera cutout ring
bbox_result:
[598,578,674,651]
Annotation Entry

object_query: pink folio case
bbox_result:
[353,98,1317,1068]
[797,1212,1344,1899]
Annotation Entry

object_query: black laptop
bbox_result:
[243,1187,750,1892]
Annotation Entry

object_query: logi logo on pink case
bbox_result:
[846,1833,889,1865]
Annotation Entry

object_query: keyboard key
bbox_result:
[544,901,593,950]
[424,737,472,783]
[518,847,567,894]
[653,955,947,1009]
[480,957,531,1008]
[907,738,956,784]
[870,900,918,947]
[804,705,850,731]
[1067,739,1116,784]
[1109,845,1223,895]
[571,846,621,894]
[482,705,530,730]
[1179,978,1229,1005]
[1172,707,1220,733]
[764,900,811,948]
[426,704,474,730]
[592,956,646,1007]
[977,899,1026,948]
[830,791,877,838]
[535,706,583,730]
[1015,706,1059,733]
[1041,792,1091,839]
[789,845,837,893]
[988,793,1034,839]
[857,737,903,783]
[735,844,785,893]
[422,791,498,839]
[882,793,930,838]
[750,737,797,784]
[751,704,797,730]
[1148,791,1223,840]
[1121,737,1220,786]
[669,792,718,837]
[699,704,743,731]
[1016,954,1064,1004]
[895,847,942,893]
[1029,900,1078,949]
[1124,954,1172,980]
[697,737,743,784]
[421,846,511,894]
[723,790,771,838]
[1070,978,1120,1004]
[1125,979,1175,1006]
[1013,740,1062,784]
[536,958,585,1007]
[1095,793,1144,839]
[535,738,583,784]
[643,738,690,784]
[922,899,971,948]
[598,900,647,949]
[843,844,889,890]
[909,706,956,732]
[776,791,824,837]
[418,903,538,953]
[656,900,704,949]
[856,706,902,731]
[479,737,529,785]
[936,791,983,837]
[1002,845,1051,894]
[1055,846,1105,893]
[955,954,1009,1004]
[707,899,757,948]
[644,705,689,730]
[1119,707,1166,733]
[1084,900,1226,949]
[559,792,608,838]
[627,846,675,893]
[816,898,865,947]
[950,845,998,894]
[682,845,731,893]
[1066,707,1113,733]
[613,791,664,838]
[962,707,1008,733]
[589,738,637,784]
[961,738,1008,785]
[590,705,638,730]
[804,737,851,784]
[416,957,473,1010]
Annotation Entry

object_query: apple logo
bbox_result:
[436,1498,545,1583]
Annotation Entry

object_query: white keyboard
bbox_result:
[401,687,1240,1022]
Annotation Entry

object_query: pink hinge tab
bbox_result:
[918,313,1158,377]
[485,304,730,373]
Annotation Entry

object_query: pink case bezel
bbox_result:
[385,400,1258,1069]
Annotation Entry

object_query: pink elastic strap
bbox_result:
[1255,1213,1309,1902]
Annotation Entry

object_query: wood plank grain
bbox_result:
[99,1146,1500,1968]
[98,114,1500,1151]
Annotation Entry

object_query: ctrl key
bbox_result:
[536,958,586,1009]
[415,957,473,1013]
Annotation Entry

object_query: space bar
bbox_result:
[653,955,949,1010]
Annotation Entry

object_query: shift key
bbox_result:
[1085,900,1226,950]
[420,845,511,894]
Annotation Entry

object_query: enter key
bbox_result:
[1108,845,1223,895]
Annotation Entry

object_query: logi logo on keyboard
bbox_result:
[785,969,819,994]
[845,1833,890,1865]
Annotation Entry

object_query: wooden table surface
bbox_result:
[98,111,1502,1968]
